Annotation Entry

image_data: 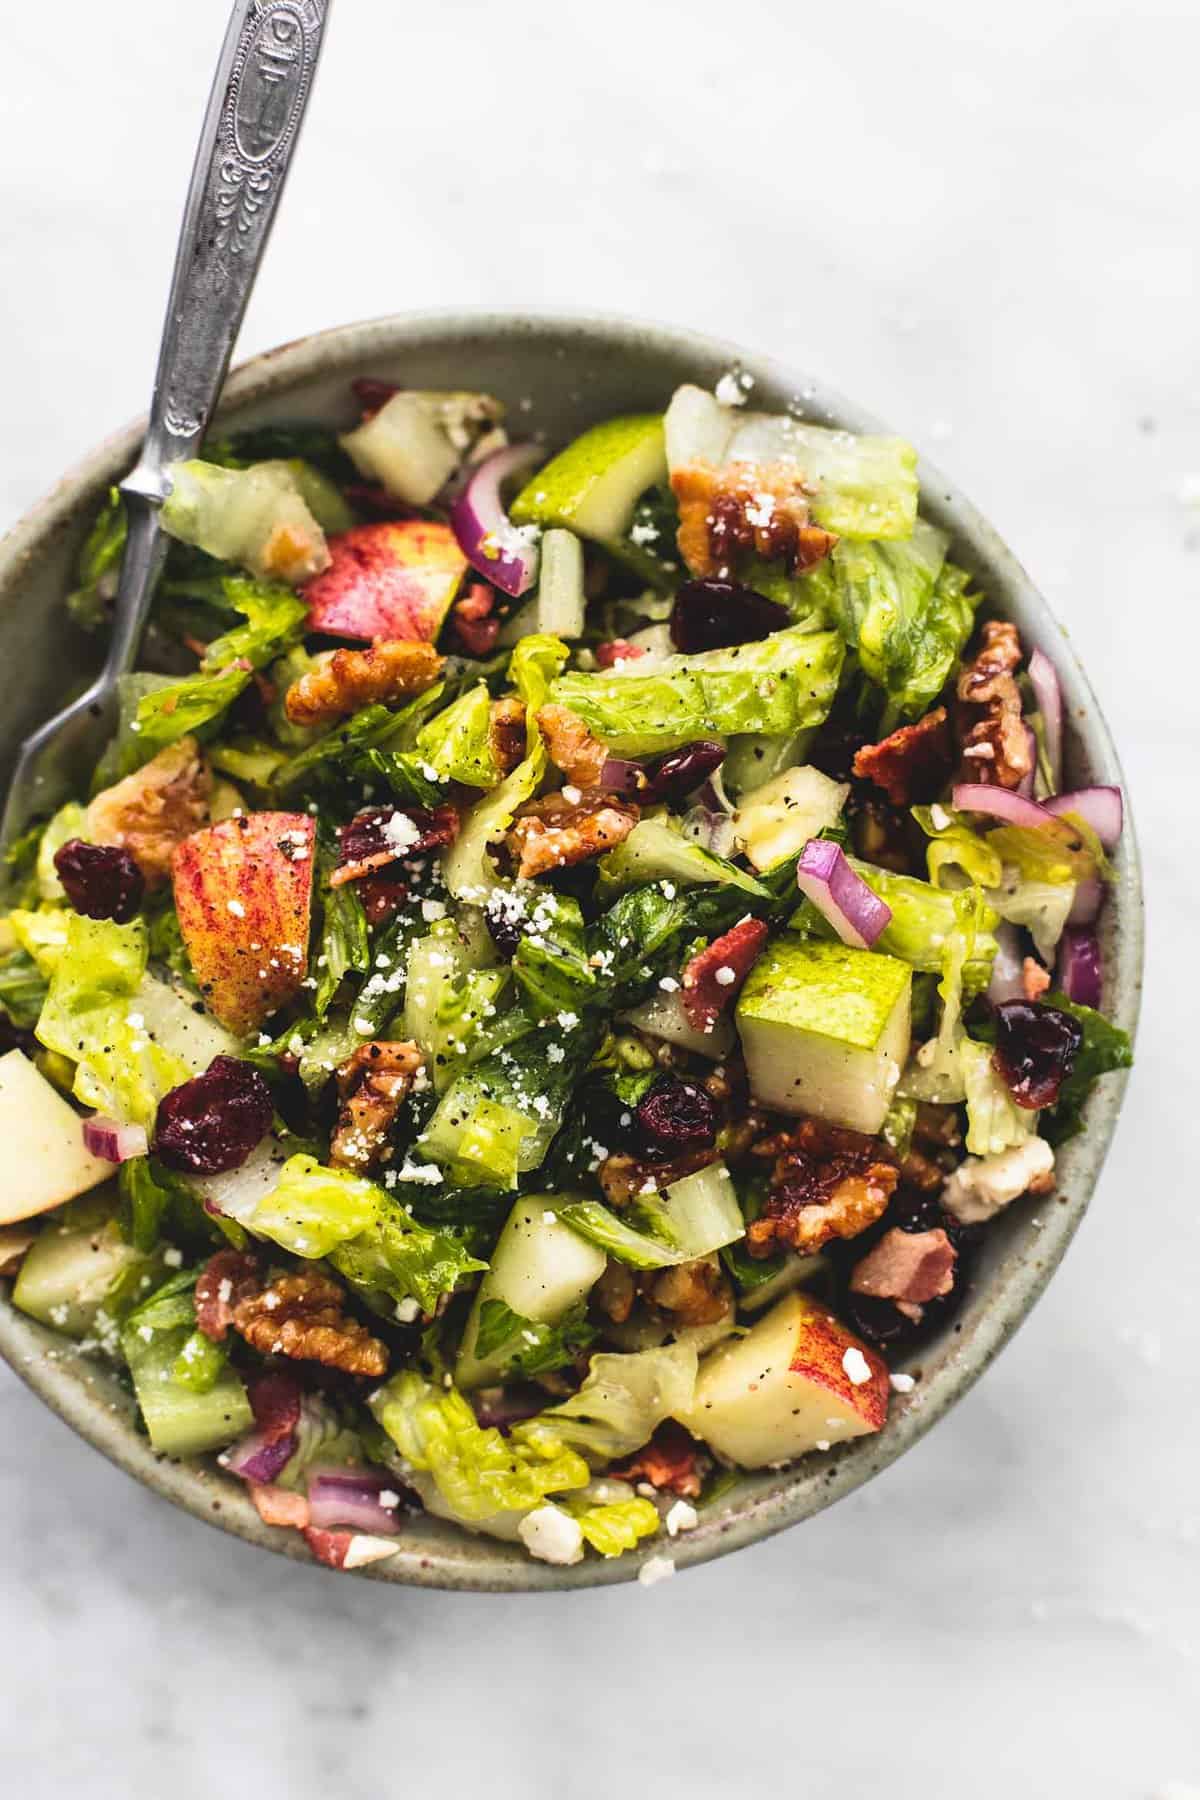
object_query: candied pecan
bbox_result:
[1022,956,1051,1001]
[681,917,769,1033]
[594,1258,636,1325]
[330,1039,424,1172]
[649,1255,733,1328]
[284,640,444,729]
[195,1249,262,1343]
[507,791,638,880]
[671,461,837,579]
[850,1226,957,1306]
[955,619,1032,789]
[852,706,953,806]
[232,1271,388,1377]
[748,1118,899,1256]
[610,1421,705,1498]
[86,735,212,883]
[536,703,609,787]
[331,803,459,886]
[490,696,528,776]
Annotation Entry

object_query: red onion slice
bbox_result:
[1017,725,1038,800]
[987,921,1027,1004]
[450,442,542,598]
[1068,877,1103,927]
[220,1426,297,1486]
[952,783,1056,831]
[1028,649,1063,791]
[306,1467,404,1535]
[796,838,892,949]
[597,756,648,795]
[82,1116,149,1164]
[1044,785,1123,850]
[1056,926,1102,1007]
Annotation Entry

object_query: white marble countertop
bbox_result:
[2,2,1197,1793]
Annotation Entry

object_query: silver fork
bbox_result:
[1,0,332,854]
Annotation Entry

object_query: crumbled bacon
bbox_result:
[86,736,212,883]
[536,703,609,787]
[284,640,444,729]
[507,791,638,880]
[955,620,1033,789]
[748,1118,899,1256]
[1022,956,1051,1001]
[232,1271,389,1377]
[852,706,954,806]
[611,1421,705,1499]
[330,1040,424,1173]
[246,1369,304,1447]
[331,803,459,887]
[681,917,769,1033]
[250,1484,311,1530]
[489,696,528,776]
[850,1227,957,1307]
[671,461,837,579]
[194,1249,262,1343]
[452,582,500,657]
[594,639,647,669]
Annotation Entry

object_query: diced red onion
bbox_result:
[1028,649,1063,791]
[598,756,648,795]
[1056,926,1102,1007]
[450,443,542,598]
[1068,878,1103,926]
[952,783,1056,831]
[82,1116,149,1164]
[987,921,1027,1004]
[220,1427,297,1485]
[470,1383,547,1432]
[306,1467,403,1535]
[796,838,892,950]
[1044,785,1123,850]
[1017,725,1038,799]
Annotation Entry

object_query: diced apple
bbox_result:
[302,521,467,642]
[0,1050,114,1223]
[682,1290,888,1467]
[733,765,848,872]
[735,936,911,1134]
[172,812,315,1035]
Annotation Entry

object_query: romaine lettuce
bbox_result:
[595,815,768,901]
[531,1342,698,1461]
[567,1493,662,1556]
[415,682,501,789]
[559,1161,744,1270]
[245,1153,381,1258]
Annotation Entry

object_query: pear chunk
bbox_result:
[0,1051,112,1224]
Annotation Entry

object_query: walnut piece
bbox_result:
[649,1254,733,1328]
[330,1040,424,1173]
[748,1117,899,1255]
[86,736,212,883]
[284,640,444,729]
[536,703,609,787]
[671,460,837,579]
[507,792,638,880]
[955,619,1033,789]
[232,1271,388,1377]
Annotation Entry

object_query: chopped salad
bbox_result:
[0,373,1132,1576]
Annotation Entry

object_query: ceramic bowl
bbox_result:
[0,312,1142,1589]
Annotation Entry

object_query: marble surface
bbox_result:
[2,1,1198,1793]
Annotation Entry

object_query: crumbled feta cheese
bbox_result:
[561,784,582,805]
[518,1504,584,1566]
[665,1500,698,1537]
[941,1136,1054,1225]
[394,1158,443,1186]
[394,1297,421,1324]
[929,802,952,831]
[226,899,245,918]
[714,370,751,407]
[638,1554,676,1587]
[342,1535,401,1570]
[658,976,679,993]
[421,898,446,922]
[890,1371,916,1394]
[382,812,421,853]
[378,1489,401,1510]
[162,1247,183,1269]
[714,965,736,987]
[842,1347,873,1386]
[815,1439,831,1452]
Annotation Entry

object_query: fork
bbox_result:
[1,0,332,857]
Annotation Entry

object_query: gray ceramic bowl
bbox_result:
[0,312,1142,1590]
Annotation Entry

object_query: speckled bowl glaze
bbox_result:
[0,312,1142,1590]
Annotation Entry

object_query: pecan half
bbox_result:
[507,792,638,880]
[86,736,212,883]
[748,1117,899,1256]
[852,706,954,806]
[536,703,609,788]
[330,1039,424,1173]
[671,461,837,579]
[955,619,1033,789]
[284,640,444,729]
[232,1271,388,1377]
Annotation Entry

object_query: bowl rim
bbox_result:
[0,307,1143,1591]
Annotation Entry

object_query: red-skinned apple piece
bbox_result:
[172,813,315,1035]
[301,521,468,642]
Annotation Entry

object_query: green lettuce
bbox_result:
[414,682,500,789]
[68,486,126,628]
[245,1153,381,1258]
[126,664,254,771]
[792,856,998,987]
[548,622,844,756]
[330,1199,485,1316]
[912,804,1005,890]
[193,576,308,671]
[567,1493,662,1556]
[596,815,768,901]
[0,949,48,1029]
[533,1343,698,1462]
[511,891,598,1022]
[560,1161,744,1270]
[313,848,370,1021]
[961,1038,1038,1156]
[473,1298,596,1378]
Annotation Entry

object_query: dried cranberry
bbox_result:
[669,579,789,653]
[155,1055,274,1175]
[351,376,399,417]
[54,839,144,924]
[992,1000,1083,1109]
[646,740,726,806]
[484,898,524,959]
[635,1076,716,1154]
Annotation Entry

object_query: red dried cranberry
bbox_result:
[635,1076,716,1153]
[646,740,726,806]
[155,1055,274,1175]
[53,839,144,923]
[992,1000,1083,1109]
[351,376,399,417]
[669,580,789,653]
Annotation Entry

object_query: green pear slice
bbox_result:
[510,414,666,544]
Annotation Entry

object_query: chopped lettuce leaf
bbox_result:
[532,1343,698,1461]
[961,1038,1037,1156]
[195,576,308,672]
[473,1298,596,1377]
[415,682,501,789]
[35,803,88,902]
[330,1199,485,1315]
[127,664,253,771]
[313,846,370,1021]
[511,892,598,1022]
[596,815,768,901]
[912,805,1005,890]
[792,856,998,988]
[567,1494,662,1556]
[986,868,1076,963]
[560,1162,743,1271]
[245,1153,381,1258]
[0,948,48,1028]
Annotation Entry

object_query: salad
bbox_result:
[0,373,1132,1577]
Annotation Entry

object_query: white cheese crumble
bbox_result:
[665,1500,698,1537]
[715,370,752,407]
[394,1297,421,1324]
[714,965,737,987]
[342,1535,401,1570]
[561,784,582,805]
[517,1505,584,1566]
[929,802,952,831]
[637,1554,676,1587]
[890,1371,916,1394]
[382,812,421,853]
[421,898,447,921]
[842,1347,873,1386]
[226,899,245,918]
[941,1137,1054,1225]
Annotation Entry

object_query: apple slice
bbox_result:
[172,813,315,1035]
[682,1290,888,1467]
[302,521,467,642]
[0,1050,114,1224]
